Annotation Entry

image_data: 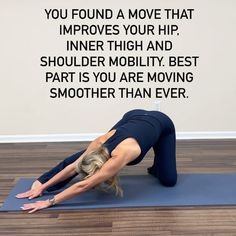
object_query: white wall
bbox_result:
[0,0,235,139]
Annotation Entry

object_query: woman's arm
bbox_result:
[16,162,77,199]
[21,154,127,213]
[16,135,106,199]
[53,154,127,204]
[39,135,103,192]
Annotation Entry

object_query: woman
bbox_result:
[16,109,177,213]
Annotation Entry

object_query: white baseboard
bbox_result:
[177,131,236,140]
[0,132,235,143]
[0,133,101,143]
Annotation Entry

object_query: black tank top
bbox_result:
[103,111,163,165]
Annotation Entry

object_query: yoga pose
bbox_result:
[16,109,177,213]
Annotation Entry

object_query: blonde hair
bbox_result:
[76,146,123,197]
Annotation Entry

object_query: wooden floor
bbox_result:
[0,139,236,236]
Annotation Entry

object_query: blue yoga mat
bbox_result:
[1,174,236,211]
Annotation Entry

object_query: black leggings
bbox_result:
[148,131,177,187]
[38,110,177,191]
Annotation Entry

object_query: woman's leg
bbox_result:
[148,131,177,187]
[37,149,86,192]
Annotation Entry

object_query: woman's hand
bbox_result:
[31,180,43,190]
[21,200,51,213]
[15,187,43,199]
